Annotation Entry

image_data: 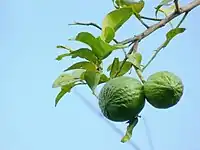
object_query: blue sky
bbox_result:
[1,0,200,150]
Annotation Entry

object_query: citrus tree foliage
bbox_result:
[53,0,200,144]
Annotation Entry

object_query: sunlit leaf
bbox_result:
[84,71,101,92]
[99,74,110,84]
[71,69,86,80]
[56,53,70,61]
[74,32,120,60]
[102,27,115,43]
[156,5,175,28]
[112,0,120,8]
[130,0,144,13]
[55,48,99,64]
[128,52,142,69]
[52,74,80,88]
[115,0,122,7]
[159,0,173,6]
[159,5,175,15]
[96,37,120,59]
[55,83,75,107]
[110,58,120,78]
[118,61,132,76]
[155,0,173,17]
[70,48,99,64]
[107,61,132,76]
[121,118,138,143]
[101,7,133,43]
[115,0,144,13]
[163,28,186,47]
[56,45,73,52]
[64,61,97,72]
[74,32,96,47]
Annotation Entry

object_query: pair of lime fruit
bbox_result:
[98,71,184,122]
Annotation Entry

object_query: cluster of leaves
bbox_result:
[53,0,186,107]
[53,0,147,106]
[52,0,190,143]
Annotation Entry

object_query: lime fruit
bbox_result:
[144,71,184,109]
[98,76,145,122]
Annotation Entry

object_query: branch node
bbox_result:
[174,0,181,13]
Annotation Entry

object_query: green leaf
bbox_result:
[159,0,173,6]
[99,74,110,84]
[110,58,120,78]
[115,0,121,7]
[74,32,120,60]
[118,61,132,76]
[55,83,75,107]
[71,69,86,80]
[96,37,120,59]
[156,5,175,28]
[55,48,99,64]
[155,0,173,17]
[127,52,142,69]
[130,0,144,13]
[115,0,144,13]
[112,0,119,8]
[75,32,96,48]
[70,48,99,64]
[164,28,186,47]
[56,53,70,61]
[52,74,80,88]
[64,61,97,72]
[101,7,133,43]
[115,0,125,7]
[121,118,138,143]
[84,71,101,92]
[102,27,115,43]
[56,45,73,52]
[107,61,132,76]
[159,5,175,15]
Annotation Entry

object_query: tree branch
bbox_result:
[142,11,188,71]
[117,0,200,78]
[136,16,149,29]
[119,0,200,45]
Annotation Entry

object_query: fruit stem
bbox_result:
[135,68,146,84]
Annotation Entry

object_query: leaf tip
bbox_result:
[55,102,58,107]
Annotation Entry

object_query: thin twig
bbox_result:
[116,41,145,83]
[69,22,102,30]
[69,21,119,44]
[176,12,189,28]
[74,89,141,150]
[115,42,135,77]
[122,48,127,57]
[118,0,200,45]
[174,0,181,13]
[136,16,149,29]
[140,16,163,21]
[142,42,166,71]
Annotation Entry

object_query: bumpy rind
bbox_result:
[144,71,184,109]
[98,76,145,122]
